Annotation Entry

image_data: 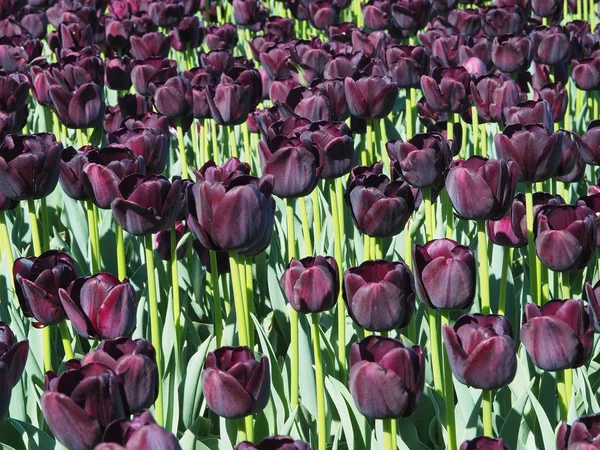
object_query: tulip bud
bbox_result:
[534,83,568,123]
[502,99,554,133]
[532,0,561,17]
[555,130,584,183]
[0,322,29,388]
[308,1,339,29]
[460,436,509,450]
[521,299,593,371]
[413,239,476,310]
[382,45,429,89]
[205,24,238,51]
[235,436,310,450]
[349,335,425,419]
[201,346,270,419]
[482,6,525,37]
[150,75,193,120]
[343,260,414,332]
[344,74,398,119]
[491,34,532,74]
[421,66,472,113]
[206,79,252,126]
[362,0,390,30]
[49,82,105,129]
[585,280,600,331]
[130,32,171,60]
[389,0,432,34]
[443,314,517,390]
[299,121,354,179]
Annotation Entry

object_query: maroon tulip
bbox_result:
[201,346,270,419]
[557,414,600,450]
[171,15,204,51]
[534,83,568,123]
[105,18,134,52]
[130,58,178,97]
[482,6,525,37]
[285,86,332,122]
[443,314,517,390]
[532,0,561,17]
[154,221,190,261]
[107,127,168,175]
[511,192,565,244]
[574,120,600,165]
[235,436,310,450]
[471,74,521,123]
[0,322,28,422]
[0,72,28,113]
[502,99,554,132]
[263,16,295,40]
[343,260,414,332]
[487,213,527,248]
[129,32,171,60]
[344,74,398,119]
[345,162,415,238]
[555,130,585,183]
[298,121,354,179]
[421,66,472,113]
[572,58,600,91]
[460,437,509,450]
[389,0,432,35]
[362,0,390,30]
[149,75,193,120]
[585,280,600,331]
[349,335,425,419]
[105,58,132,92]
[206,78,252,126]
[382,45,429,89]
[531,26,572,66]
[491,34,533,74]
[233,0,268,30]
[49,82,105,129]
[259,44,291,80]
[82,338,158,414]
[521,299,593,371]
[204,24,237,51]
[413,239,476,310]
[308,1,339,29]
[13,250,77,327]
[148,1,184,27]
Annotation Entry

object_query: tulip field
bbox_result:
[6,0,600,449]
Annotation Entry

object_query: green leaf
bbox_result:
[182,335,214,429]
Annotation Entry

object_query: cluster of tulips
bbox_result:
[4,0,600,448]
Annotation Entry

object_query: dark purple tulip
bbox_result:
[56,22,93,50]
[494,124,561,182]
[491,34,533,74]
[0,322,28,388]
[351,29,389,59]
[557,414,600,450]
[59,273,137,340]
[429,34,461,67]
[280,256,339,314]
[344,75,398,119]
[154,221,190,261]
[259,44,291,80]
[443,314,517,390]
[263,16,295,40]
[534,83,568,123]
[258,135,322,198]
[233,0,268,30]
[349,335,424,419]
[460,437,509,450]
[382,45,428,89]
[248,107,281,136]
[148,1,184,27]
[193,239,230,274]
[482,6,525,37]
[343,260,414,332]
[556,130,585,183]
[105,58,132,92]
[386,132,451,188]
[285,86,331,122]
[82,146,146,210]
[502,99,554,132]
[59,145,94,201]
[49,82,105,129]
[130,58,177,96]
[205,24,237,51]
[0,72,28,112]
[206,79,252,126]
[511,192,565,243]
[149,75,192,120]
[308,1,339,29]
[201,346,270,419]
[298,121,354,179]
[82,338,158,414]
[111,174,183,236]
[313,78,350,121]
[446,156,518,221]
[531,0,561,17]
[413,239,476,310]
[345,162,415,238]
[487,213,527,248]
[389,0,432,34]
[171,15,203,51]
[521,299,593,371]
[471,74,520,123]
[448,8,481,37]
[235,436,310,450]
[572,58,600,91]
[535,205,596,272]
[107,127,168,175]
[585,280,600,331]
[105,18,134,52]
[0,133,62,201]
[531,26,572,66]
[421,66,472,113]
[129,32,171,60]
[13,250,77,327]
[187,158,275,255]
[575,120,600,165]
[362,0,390,30]
[41,363,127,450]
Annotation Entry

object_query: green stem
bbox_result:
[471,106,479,157]
[298,196,313,256]
[0,210,14,271]
[86,200,100,274]
[391,420,397,450]
[229,253,249,348]
[423,188,434,242]
[477,220,491,314]
[144,234,164,426]
[312,313,327,450]
[428,310,444,395]
[40,197,49,252]
[382,419,393,450]
[211,120,220,165]
[58,321,74,360]
[229,127,238,159]
[244,415,254,443]
[170,228,182,376]
[406,89,414,141]
[176,120,188,179]
[312,188,321,246]
[286,198,299,410]
[210,251,223,347]
[331,180,346,382]
[237,418,247,443]
[525,183,539,305]
[540,262,549,305]
[192,120,200,168]
[557,370,568,420]
[366,119,373,165]
[441,310,457,450]
[115,223,126,280]
[244,255,254,348]
[482,390,493,436]
[480,124,488,158]
[498,247,511,316]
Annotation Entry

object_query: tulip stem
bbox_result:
[144,234,164,426]
[176,120,189,180]
[115,223,126,280]
[382,419,393,450]
[210,251,223,347]
[229,127,238,159]
[86,200,100,274]
[525,183,540,305]
[482,390,493,436]
[58,321,74,361]
[441,310,458,450]
[210,120,220,165]
[244,255,254,348]
[229,253,249,348]
[170,228,182,376]
[498,247,511,316]
[406,89,414,141]
[0,210,14,273]
[312,313,327,450]
[331,179,346,382]
[477,220,491,315]
[312,188,321,246]
[40,197,50,252]
[557,370,568,420]
[286,198,300,410]
[298,196,313,257]
[428,310,444,396]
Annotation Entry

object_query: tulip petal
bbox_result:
[59,288,94,338]
[201,368,254,418]
[0,340,28,388]
[521,316,580,371]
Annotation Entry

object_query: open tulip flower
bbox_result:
[235,436,311,450]
[557,414,600,450]
[511,192,565,243]
[344,74,398,119]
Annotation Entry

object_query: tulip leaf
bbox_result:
[499,388,529,450]
[396,418,431,450]
[7,419,55,450]
[0,419,26,450]
[182,334,214,430]
[527,385,556,450]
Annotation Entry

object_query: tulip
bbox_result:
[148,1,184,27]
[574,120,600,165]
[107,127,168,175]
[235,436,310,450]
[460,437,509,450]
[105,58,132,92]
[280,256,339,314]
[285,86,332,122]
[129,32,171,60]
[206,78,252,126]
[534,83,568,124]
[201,346,270,419]
[491,34,532,74]
[82,146,146,210]
[421,66,471,113]
[111,174,184,236]
[154,221,190,261]
[362,0,390,30]
[531,0,561,17]
[0,133,63,201]
[555,131,584,183]
[82,338,158,414]
[382,45,429,89]
[105,18,134,52]
[308,1,339,29]
[343,260,414,332]
[389,0,432,35]
[130,58,178,96]
[531,26,572,66]
[171,16,204,51]
[345,162,415,238]
[0,322,28,422]
[233,0,268,30]
[13,250,78,327]
[263,16,296,40]
[494,124,561,182]
[386,132,451,188]
[149,75,193,120]
[471,74,520,123]
[501,99,554,132]
[448,9,481,37]
[205,24,238,51]
[511,192,565,244]
[0,72,28,113]
[55,22,93,50]
[349,335,425,419]
[585,280,600,331]
[557,414,600,450]
[572,58,600,91]
[535,205,596,272]
[446,156,518,221]
[59,273,137,340]
[344,74,398,119]
[443,314,517,390]
[487,213,527,248]
[482,6,525,37]
[521,299,593,371]
[413,239,476,310]
[187,158,275,255]
[298,121,354,179]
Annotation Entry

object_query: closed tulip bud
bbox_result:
[421,66,472,113]
[574,120,600,165]
[534,83,568,123]
[49,82,105,129]
[154,221,189,261]
[205,24,238,51]
[344,74,398,119]
[0,322,29,389]
[349,335,424,419]
[471,74,520,123]
[557,414,600,450]
[502,99,554,132]
[343,260,414,331]
[285,86,331,122]
[59,273,137,340]
[413,239,476,310]
[460,437,510,450]
[187,158,275,255]
[382,45,428,89]
[41,363,127,450]
[572,57,600,91]
[532,0,561,17]
[443,314,517,390]
[107,127,168,175]
[521,299,593,371]
[149,75,192,120]
[13,250,77,327]
[280,256,339,313]
[495,124,561,182]
[82,146,146,210]
[206,79,252,126]
[313,78,349,122]
[556,130,585,183]
[259,44,291,80]
[535,205,596,272]
[105,18,134,52]
[0,72,28,113]
[345,162,415,238]
[386,132,451,188]
[82,338,158,414]
[130,32,172,60]
[235,436,310,450]
[446,156,518,221]
[448,8,481,37]
[531,26,572,66]
[57,22,93,50]
[299,121,354,179]
[233,0,268,30]
[511,192,565,243]
[59,145,94,201]
[487,213,527,248]
[171,16,204,51]
[201,346,270,419]
[0,133,62,201]
[491,34,533,74]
